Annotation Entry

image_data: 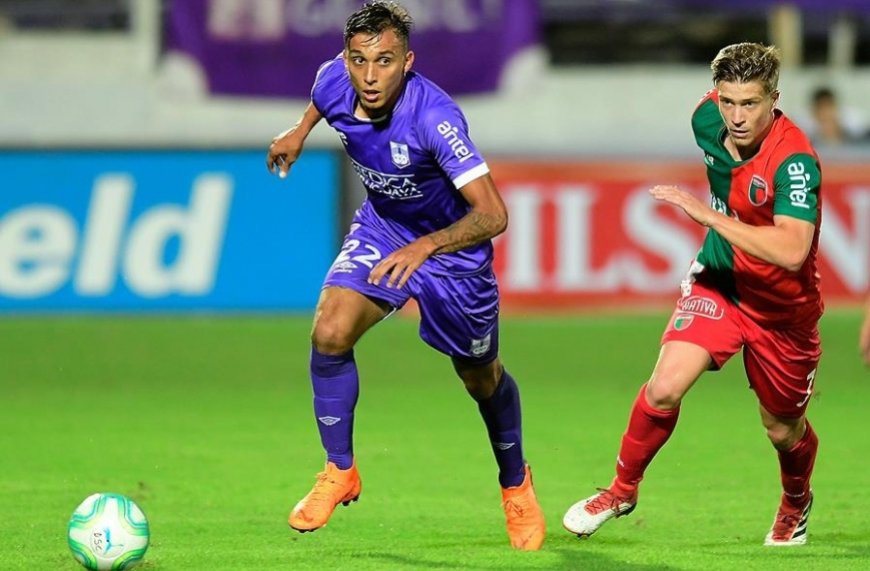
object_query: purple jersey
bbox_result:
[311,55,492,275]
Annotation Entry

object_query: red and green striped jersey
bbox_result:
[690,90,823,328]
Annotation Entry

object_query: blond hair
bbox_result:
[711,43,781,95]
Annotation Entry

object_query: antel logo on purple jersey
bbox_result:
[436,120,475,163]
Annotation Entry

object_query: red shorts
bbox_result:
[661,281,821,418]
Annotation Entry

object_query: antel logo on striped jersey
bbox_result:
[787,161,812,210]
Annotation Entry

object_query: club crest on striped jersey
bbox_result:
[748,174,769,206]
[677,295,724,319]
[390,141,410,168]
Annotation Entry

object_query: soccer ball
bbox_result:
[67,493,150,570]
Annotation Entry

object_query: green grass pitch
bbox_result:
[1,308,867,570]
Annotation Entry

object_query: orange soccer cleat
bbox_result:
[288,461,362,532]
[501,464,546,550]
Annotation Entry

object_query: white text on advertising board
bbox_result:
[0,174,232,299]
[498,184,870,295]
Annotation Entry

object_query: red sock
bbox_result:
[612,383,680,496]
[778,421,817,509]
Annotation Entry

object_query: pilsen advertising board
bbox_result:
[488,161,868,309]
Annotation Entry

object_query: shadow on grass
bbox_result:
[352,536,677,571]
[360,552,675,571]
[690,531,870,570]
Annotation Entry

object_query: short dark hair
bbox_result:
[710,42,781,95]
[344,2,413,50]
[811,86,836,105]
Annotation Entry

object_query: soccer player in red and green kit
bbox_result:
[563,42,823,546]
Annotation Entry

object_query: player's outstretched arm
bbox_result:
[367,173,507,290]
[266,102,323,179]
[425,173,508,254]
[650,184,815,272]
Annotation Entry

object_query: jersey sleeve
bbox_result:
[418,103,489,189]
[691,91,725,157]
[310,54,345,121]
[772,153,821,223]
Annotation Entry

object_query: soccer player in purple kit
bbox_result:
[265,1,545,550]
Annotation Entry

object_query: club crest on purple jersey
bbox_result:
[390,141,411,168]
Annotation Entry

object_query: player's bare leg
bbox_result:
[760,408,817,546]
[564,341,709,537]
[289,287,390,532]
[456,357,545,550]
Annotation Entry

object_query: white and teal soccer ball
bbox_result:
[67,493,150,570]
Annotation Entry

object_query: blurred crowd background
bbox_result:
[3,0,870,154]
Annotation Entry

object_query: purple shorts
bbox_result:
[323,220,499,364]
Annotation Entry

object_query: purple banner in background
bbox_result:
[680,0,870,10]
[166,0,540,98]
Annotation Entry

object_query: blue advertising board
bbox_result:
[0,150,339,311]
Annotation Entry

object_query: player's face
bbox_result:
[716,80,779,155]
[344,29,414,120]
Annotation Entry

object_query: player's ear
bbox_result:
[403,50,415,74]
[771,89,780,108]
